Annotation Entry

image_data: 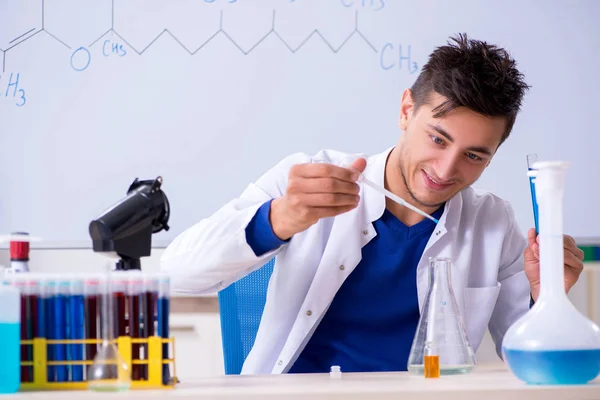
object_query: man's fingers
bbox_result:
[564,247,584,273]
[527,228,536,247]
[350,158,367,174]
[293,177,360,196]
[294,192,360,208]
[564,235,584,260]
[312,205,359,219]
[531,243,539,260]
[564,234,577,248]
[296,163,359,183]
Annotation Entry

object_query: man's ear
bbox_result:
[398,88,415,131]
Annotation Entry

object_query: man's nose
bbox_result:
[437,152,460,180]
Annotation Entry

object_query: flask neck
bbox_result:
[535,163,568,302]
[428,259,453,294]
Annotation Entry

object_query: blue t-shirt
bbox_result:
[245,199,445,373]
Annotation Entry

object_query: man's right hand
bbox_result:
[269,158,367,241]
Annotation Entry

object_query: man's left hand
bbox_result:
[524,228,584,302]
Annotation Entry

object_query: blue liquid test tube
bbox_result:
[157,274,170,385]
[68,277,85,381]
[527,153,539,234]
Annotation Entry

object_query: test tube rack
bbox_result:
[18,336,178,391]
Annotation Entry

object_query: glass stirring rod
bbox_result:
[357,174,440,224]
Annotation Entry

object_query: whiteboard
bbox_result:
[1,0,599,248]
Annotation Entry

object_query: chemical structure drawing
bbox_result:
[0,0,419,107]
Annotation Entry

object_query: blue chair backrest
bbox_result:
[217,258,275,375]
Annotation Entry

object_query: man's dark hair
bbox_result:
[410,33,530,144]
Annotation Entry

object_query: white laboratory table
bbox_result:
[7,366,600,400]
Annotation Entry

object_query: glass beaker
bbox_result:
[87,270,131,392]
[407,257,476,375]
[502,161,600,385]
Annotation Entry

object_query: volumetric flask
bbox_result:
[407,257,475,375]
[87,270,131,392]
[502,161,600,385]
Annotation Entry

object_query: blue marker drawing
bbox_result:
[2,72,27,106]
[5,72,19,97]
[341,0,385,11]
[70,47,91,71]
[102,39,127,57]
[103,40,127,57]
[15,88,26,107]
[380,43,419,73]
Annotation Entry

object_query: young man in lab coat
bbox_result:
[160,33,584,374]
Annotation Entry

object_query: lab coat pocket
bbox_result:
[463,283,501,354]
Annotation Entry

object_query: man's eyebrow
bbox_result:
[428,124,454,143]
[427,123,492,156]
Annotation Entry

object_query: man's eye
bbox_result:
[467,153,482,161]
[431,136,444,145]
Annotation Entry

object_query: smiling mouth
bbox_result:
[423,170,454,190]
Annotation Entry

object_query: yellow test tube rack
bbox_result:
[18,336,178,391]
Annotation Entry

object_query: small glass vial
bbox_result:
[330,365,342,379]
[424,341,440,378]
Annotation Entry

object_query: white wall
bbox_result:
[2,0,600,246]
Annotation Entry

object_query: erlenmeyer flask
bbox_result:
[502,161,600,385]
[407,257,476,375]
[87,269,131,392]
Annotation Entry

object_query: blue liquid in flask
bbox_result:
[503,348,600,385]
[0,322,21,393]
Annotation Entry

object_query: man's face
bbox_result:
[395,90,506,209]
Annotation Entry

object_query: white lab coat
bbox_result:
[160,147,531,374]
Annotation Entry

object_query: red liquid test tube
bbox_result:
[111,274,127,340]
[24,277,38,383]
[142,273,158,380]
[126,272,143,381]
[84,276,101,365]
